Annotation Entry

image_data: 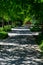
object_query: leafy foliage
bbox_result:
[0,1,43,31]
[3,25,11,32]
[40,41,43,51]
[0,0,43,23]
[0,31,8,39]
[0,0,32,22]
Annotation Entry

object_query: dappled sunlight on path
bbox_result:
[0,36,43,65]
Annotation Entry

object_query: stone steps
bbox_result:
[8,27,41,37]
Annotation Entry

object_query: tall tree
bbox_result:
[29,0,43,32]
[0,0,43,27]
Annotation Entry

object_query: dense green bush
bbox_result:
[31,24,43,51]
[0,27,3,32]
[34,33,43,52]
[0,31,8,39]
[0,25,11,39]
[3,25,11,32]
[35,33,43,45]
[30,26,41,32]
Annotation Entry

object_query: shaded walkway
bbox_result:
[0,36,43,65]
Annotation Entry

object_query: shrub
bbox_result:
[35,33,43,45]
[0,31,8,39]
[3,25,11,32]
[0,27,3,32]
[30,26,41,32]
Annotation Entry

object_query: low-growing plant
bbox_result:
[3,25,11,32]
[40,41,43,51]
[0,27,3,32]
[0,31,8,39]
[30,26,41,32]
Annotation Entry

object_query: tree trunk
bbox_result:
[8,21,9,26]
[39,20,43,33]
[2,20,4,28]
[41,25,43,34]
